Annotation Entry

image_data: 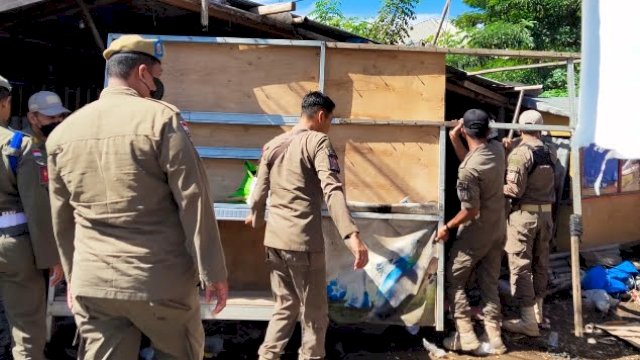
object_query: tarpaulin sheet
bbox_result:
[575,0,640,159]
[322,218,439,326]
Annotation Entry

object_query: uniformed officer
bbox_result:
[246,91,369,360]
[0,74,62,360]
[502,110,557,337]
[26,91,70,150]
[46,35,228,359]
[437,109,507,354]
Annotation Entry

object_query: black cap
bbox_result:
[463,109,489,137]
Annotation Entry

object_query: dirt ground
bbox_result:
[10,292,640,360]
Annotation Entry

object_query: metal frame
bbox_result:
[214,203,442,222]
[436,125,447,331]
[196,146,262,160]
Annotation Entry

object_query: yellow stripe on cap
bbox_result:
[103,35,163,61]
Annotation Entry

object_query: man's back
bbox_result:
[47,86,202,300]
[506,139,556,205]
[262,129,355,252]
[457,139,506,235]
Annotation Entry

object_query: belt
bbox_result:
[0,212,27,228]
[519,204,552,213]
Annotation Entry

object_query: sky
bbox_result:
[262,0,476,23]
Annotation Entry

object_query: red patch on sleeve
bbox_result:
[39,166,48,184]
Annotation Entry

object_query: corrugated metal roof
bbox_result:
[522,97,577,117]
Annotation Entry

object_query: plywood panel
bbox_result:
[325,48,445,121]
[333,125,440,203]
[555,193,640,251]
[199,125,440,204]
[218,221,270,291]
[162,43,320,114]
[190,123,288,148]
[582,193,640,247]
[202,159,250,202]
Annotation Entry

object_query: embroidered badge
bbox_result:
[39,166,48,184]
[32,149,46,166]
[457,181,470,202]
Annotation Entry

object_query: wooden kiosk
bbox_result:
[47,34,449,334]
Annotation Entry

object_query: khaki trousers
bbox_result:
[0,233,47,360]
[73,289,204,360]
[506,210,554,307]
[259,248,328,360]
[446,232,504,326]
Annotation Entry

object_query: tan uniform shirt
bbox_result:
[456,140,506,240]
[504,138,556,205]
[46,86,227,301]
[250,129,358,252]
[0,127,58,268]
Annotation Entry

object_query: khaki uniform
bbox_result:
[250,129,358,360]
[0,126,58,360]
[446,140,506,326]
[504,139,556,307]
[46,86,228,360]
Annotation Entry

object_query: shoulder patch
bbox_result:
[323,140,340,174]
[179,120,192,139]
[31,148,46,166]
[146,98,180,112]
[39,165,48,185]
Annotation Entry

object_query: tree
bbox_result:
[308,0,419,45]
[441,0,581,96]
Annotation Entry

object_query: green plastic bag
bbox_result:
[226,161,257,203]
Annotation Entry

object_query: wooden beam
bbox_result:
[75,0,104,51]
[468,60,582,76]
[0,0,47,12]
[250,2,295,16]
[446,82,513,108]
[157,0,334,40]
[328,42,581,59]
[461,80,509,103]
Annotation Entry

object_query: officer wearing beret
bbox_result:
[437,109,507,354]
[0,74,62,360]
[46,35,228,359]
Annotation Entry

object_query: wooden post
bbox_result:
[201,0,208,31]
[567,59,584,337]
[75,0,104,51]
[507,90,525,139]
[432,0,451,46]
[250,2,295,15]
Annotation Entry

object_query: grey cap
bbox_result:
[28,91,70,116]
[0,75,11,91]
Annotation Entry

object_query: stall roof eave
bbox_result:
[523,97,577,118]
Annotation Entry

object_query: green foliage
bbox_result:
[308,0,419,45]
[447,0,581,95]
[370,0,419,44]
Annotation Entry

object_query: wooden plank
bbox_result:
[162,42,320,114]
[446,82,510,108]
[201,159,253,203]
[218,221,271,291]
[250,2,295,15]
[325,48,445,120]
[461,80,508,103]
[196,124,440,204]
[0,0,46,12]
[327,42,581,59]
